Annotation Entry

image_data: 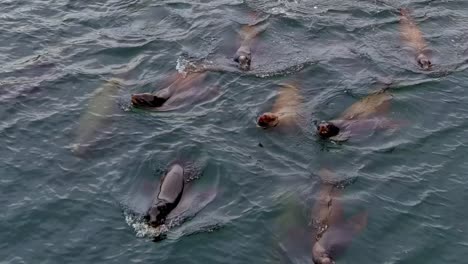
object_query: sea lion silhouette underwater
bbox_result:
[275,169,367,264]
[316,88,400,142]
[143,162,217,240]
[311,169,367,264]
[71,79,122,156]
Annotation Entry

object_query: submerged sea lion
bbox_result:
[257,83,302,129]
[317,90,397,141]
[186,13,269,74]
[72,79,121,156]
[312,212,368,264]
[311,169,367,264]
[145,163,186,227]
[131,72,211,110]
[400,8,432,70]
[234,17,269,71]
[311,169,343,239]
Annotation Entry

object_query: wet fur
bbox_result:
[146,164,186,227]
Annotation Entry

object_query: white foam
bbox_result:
[175,56,188,74]
[124,211,169,238]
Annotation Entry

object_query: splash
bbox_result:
[124,211,169,238]
[175,56,189,74]
[175,56,203,76]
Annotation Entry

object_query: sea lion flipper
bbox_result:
[166,187,217,225]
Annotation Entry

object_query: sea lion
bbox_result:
[317,90,397,141]
[311,169,367,264]
[312,212,368,264]
[131,72,210,110]
[399,8,432,70]
[72,79,121,156]
[234,18,269,71]
[257,83,302,129]
[145,163,185,227]
[311,169,344,240]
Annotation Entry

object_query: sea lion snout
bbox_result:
[131,93,156,107]
[317,122,340,138]
[257,112,279,128]
[416,53,432,70]
[234,50,252,71]
[131,93,167,108]
[145,203,168,227]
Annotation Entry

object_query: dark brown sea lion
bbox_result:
[145,163,185,227]
[131,72,210,110]
[257,83,302,129]
[317,90,397,141]
[311,169,368,264]
[400,8,432,70]
[233,15,269,71]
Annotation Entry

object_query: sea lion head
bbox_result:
[145,202,169,227]
[312,241,335,264]
[234,51,252,71]
[416,53,432,70]
[131,93,166,108]
[317,121,340,138]
[257,112,279,128]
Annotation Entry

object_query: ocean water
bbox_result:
[1,0,468,263]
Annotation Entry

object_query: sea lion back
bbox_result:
[272,83,302,114]
[158,164,185,204]
[340,91,392,120]
[399,8,427,52]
